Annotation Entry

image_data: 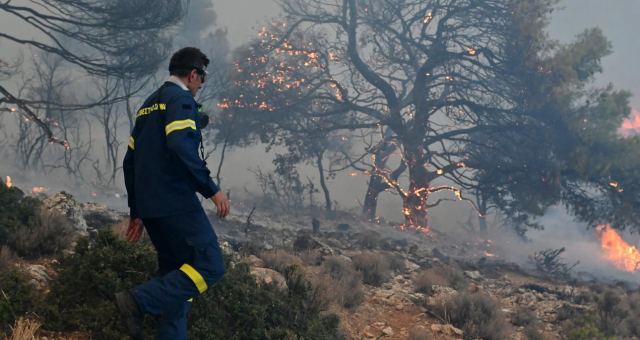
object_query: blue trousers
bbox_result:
[131,209,225,340]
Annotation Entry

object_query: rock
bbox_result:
[381,326,394,336]
[464,270,483,280]
[250,267,287,290]
[336,223,350,231]
[431,324,463,337]
[404,259,420,272]
[43,192,88,235]
[244,255,265,267]
[81,202,125,230]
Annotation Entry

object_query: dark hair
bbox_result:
[169,47,210,77]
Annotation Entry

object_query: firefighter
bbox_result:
[115,47,230,340]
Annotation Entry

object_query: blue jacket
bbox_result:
[123,81,219,218]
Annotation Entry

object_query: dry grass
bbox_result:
[259,249,303,273]
[413,266,466,294]
[413,269,447,294]
[318,256,364,309]
[8,317,41,340]
[432,292,511,340]
[352,251,391,286]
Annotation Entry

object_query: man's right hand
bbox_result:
[126,217,144,243]
[211,191,230,218]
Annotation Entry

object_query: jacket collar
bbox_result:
[166,75,189,91]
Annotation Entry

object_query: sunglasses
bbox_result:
[194,67,207,83]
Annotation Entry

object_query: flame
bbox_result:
[31,186,46,194]
[596,224,640,272]
[5,176,12,188]
[620,109,640,136]
[483,251,496,257]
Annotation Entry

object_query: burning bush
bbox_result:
[432,292,511,340]
[352,251,392,286]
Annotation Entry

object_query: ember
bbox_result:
[596,224,640,272]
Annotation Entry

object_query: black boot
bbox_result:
[114,291,144,340]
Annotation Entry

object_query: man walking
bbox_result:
[116,47,230,340]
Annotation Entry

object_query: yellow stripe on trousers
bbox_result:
[179,263,208,293]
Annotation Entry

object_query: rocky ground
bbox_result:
[8,192,640,339]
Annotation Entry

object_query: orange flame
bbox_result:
[620,109,640,136]
[5,176,12,188]
[596,224,640,272]
[31,186,46,194]
[483,251,496,257]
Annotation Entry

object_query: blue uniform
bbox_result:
[123,81,224,340]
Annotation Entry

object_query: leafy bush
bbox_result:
[0,269,38,337]
[352,251,391,286]
[433,292,511,340]
[189,263,343,339]
[0,183,74,258]
[8,206,74,259]
[0,184,41,248]
[42,231,157,339]
[38,230,342,339]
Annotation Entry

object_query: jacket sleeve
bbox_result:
[164,94,220,198]
[123,136,138,218]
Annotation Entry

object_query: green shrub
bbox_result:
[433,292,511,340]
[8,206,74,259]
[0,184,41,247]
[0,269,38,336]
[189,263,343,339]
[352,251,391,286]
[42,231,156,339]
[37,229,341,339]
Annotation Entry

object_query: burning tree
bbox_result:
[218,0,640,232]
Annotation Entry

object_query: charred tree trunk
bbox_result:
[402,146,430,228]
[362,136,402,220]
[315,150,332,212]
